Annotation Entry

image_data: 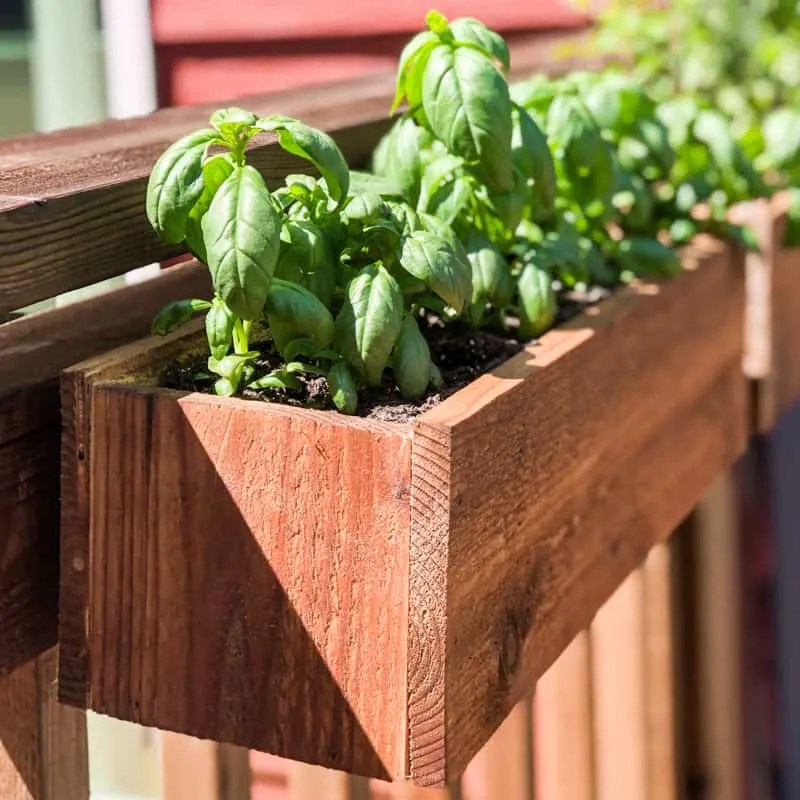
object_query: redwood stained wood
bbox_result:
[61,329,412,777]
[59,238,747,785]
[0,649,88,800]
[0,261,211,678]
[409,238,746,783]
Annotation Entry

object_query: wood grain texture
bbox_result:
[591,571,648,800]
[460,700,532,800]
[0,260,211,680]
[0,649,88,800]
[60,324,412,779]
[60,238,746,786]
[409,238,747,783]
[643,543,679,800]
[533,633,594,800]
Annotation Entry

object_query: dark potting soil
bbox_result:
[161,285,610,423]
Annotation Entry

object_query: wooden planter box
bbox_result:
[59,236,747,786]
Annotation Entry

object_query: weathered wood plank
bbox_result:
[0,649,88,800]
[0,260,211,678]
[60,340,412,778]
[533,633,594,800]
[409,238,747,783]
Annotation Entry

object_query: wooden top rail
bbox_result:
[0,28,595,317]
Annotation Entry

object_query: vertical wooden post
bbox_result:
[163,734,252,800]
[690,474,745,800]
[643,543,679,800]
[461,700,532,800]
[591,570,649,800]
[0,649,88,800]
[533,633,594,800]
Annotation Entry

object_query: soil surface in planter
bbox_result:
[162,286,609,422]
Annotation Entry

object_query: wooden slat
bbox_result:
[409,238,747,784]
[643,543,678,800]
[591,571,648,800]
[60,329,413,778]
[591,542,679,800]
[690,475,745,800]
[533,633,594,800]
[162,735,219,800]
[0,261,211,679]
[460,701,532,800]
[0,649,89,800]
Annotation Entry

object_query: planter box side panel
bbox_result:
[409,240,748,783]
[82,386,412,779]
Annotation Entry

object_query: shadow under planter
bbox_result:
[59,236,749,787]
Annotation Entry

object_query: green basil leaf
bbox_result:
[257,114,350,205]
[205,295,236,360]
[512,104,556,221]
[422,44,514,192]
[763,107,800,171]
[348,169,405,198]
[400,230,472,312]
[450,17,510,71]
[185,153,236,262]
[208,351,258,396]
[378,117,429,203]
[784,188,800,248]
[275,219,335,306]
[335,263,404,387]
[146,128,219,243]
[693,109,738,171]
[615,237,681,277]
[151,298,212,336]
[342,193,385,225]
[393,314,431,400]
[517,262,556,340]
[465,232,510,306]
[393,31,439,113]
[328,362,359,415]
[265,277,335,349]
[201,165,281,321]
[209,107,258,147]
[256,115,350,204]
[547,95,614,207]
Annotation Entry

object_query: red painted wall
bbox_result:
[151,0,590,106]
